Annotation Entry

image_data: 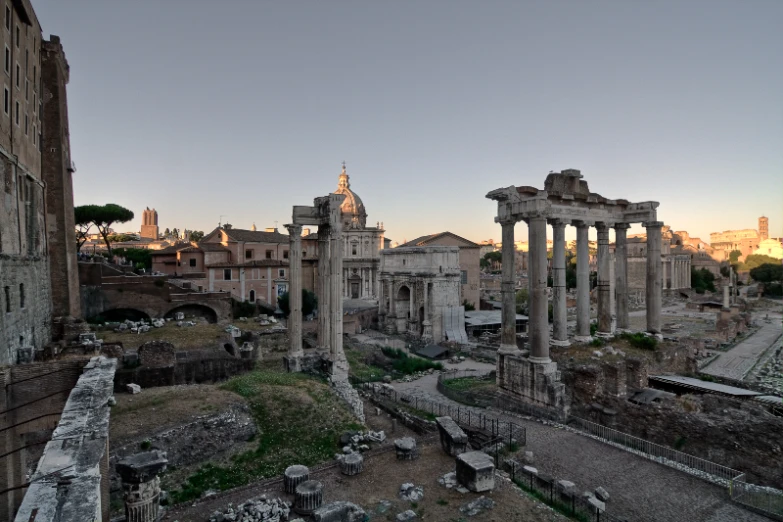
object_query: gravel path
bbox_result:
[393,368,769,522]
[702,313,783,380]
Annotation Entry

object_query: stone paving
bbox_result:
[702,313,783,380]
[392,364,769,522]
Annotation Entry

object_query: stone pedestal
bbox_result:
[456,451,495,493]
[394,437,419,460]
[340,452,364,476]
[284,465,310,494]
[436,416,468,456]
[294,480,324,515]
[116,451,168,522]
[496,352,569,420]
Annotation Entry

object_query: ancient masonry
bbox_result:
[140,207,159,240]
[286,193,365,421]
[486,169,662,416]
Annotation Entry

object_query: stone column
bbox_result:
[723,284,730,308]
[116,451,168,522]
[596,223,612,336]
[499,220,518,354]
[330,218,345,375]
[575,221,591,341]
[645,221,663,334]
[317,226,330,353]
[385,279,397,334]
[549,219,569,346]
[614,224,630,330]
[422,280,432,340]
[286,224,304,370]
[528,216,550,363]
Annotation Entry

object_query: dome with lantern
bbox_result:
[333,164,367,229]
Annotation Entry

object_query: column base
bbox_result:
[549,339,571,347]
[498,344,521,355]
[596,331,615,339]
[573,335,592,343]
[284,354,303,373]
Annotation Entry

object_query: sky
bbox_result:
[36,0,782,244]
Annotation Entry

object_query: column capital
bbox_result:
[285,224,303,238]
[573,220,594,229]
[547,218,568,228]
[614,223,631,231]
[498,217,517,227]
[643,221,664,229]
[595,222,613,233]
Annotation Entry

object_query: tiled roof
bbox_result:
[198,242,230,252]
[222,228,289,243]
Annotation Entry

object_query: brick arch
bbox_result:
[163,303,219,323]
[94,307,152,322]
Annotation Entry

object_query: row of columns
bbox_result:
[342,266,378,298]
[500,218,663,363]
[379,278,432,339]
[669,256,689,289]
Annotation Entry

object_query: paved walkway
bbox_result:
[702,313,783,380]
[392,367,768,522]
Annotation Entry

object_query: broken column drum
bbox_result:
[456,451,495,493]
[284,464,310,494]
[486,170,662,416]
[394,437,419,460]
[294,480,324,515]
[340,452,364,476]
[116,451,168,522]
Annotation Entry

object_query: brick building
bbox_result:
[1,1,77,366]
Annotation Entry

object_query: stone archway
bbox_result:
[396,285,411,320]
[164,304,218,323]
[249,289,256,303]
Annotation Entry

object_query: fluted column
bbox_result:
[645,221,663,334]
[614,224,630,330]
[528,216,550,362]
[285,224,304,364]
[575,221,592,341]
[330,217,345,373]
[549,219,569,346]
[499,220,518,354]
[317,226,330,353]
[596,223,612,336]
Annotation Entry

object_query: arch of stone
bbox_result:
[486,169,663,416]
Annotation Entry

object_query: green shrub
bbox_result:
[140,440,152,451]
[589,322,598,336]
[380,347,443,374]
[619,332,657,350]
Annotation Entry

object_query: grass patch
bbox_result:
[344,346,387,382]
[441,376,495,392]
[381,347,444,374]
[167,370,361,504]
[617,332,658,351]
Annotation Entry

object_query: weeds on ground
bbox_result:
[381,347,444,374]
[441,376,494,392]
[513,478,590,522]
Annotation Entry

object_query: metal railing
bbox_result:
[361,383,526,448]
[730,475,783,521]
[569,416,743,485]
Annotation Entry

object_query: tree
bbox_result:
[729,250,742,264]
[164,227,171,236]
[113,248,152,271]
[691,267,717,294]
[74,204,99,253]
[190,230,205,242]
[719,263,730,278]
[278,289,318,317]
[91,204,134,256]
[744,254,781,271]
[749,263,783,283]
[108,233,138,243]
[171,228,179,238]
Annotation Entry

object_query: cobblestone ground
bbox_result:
[392,366,769,522]
[702,312,783,380]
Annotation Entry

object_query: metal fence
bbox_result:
[568,416,743,485]
[730,475,783,521]
[508,464,629,522]
[361,383,526,448]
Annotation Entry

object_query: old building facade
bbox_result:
[709,216,768,261]
[140,207,159,240]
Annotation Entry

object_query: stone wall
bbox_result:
[113,352,255,391]
[0,257,52,366]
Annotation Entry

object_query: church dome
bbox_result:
[334,164,367,228]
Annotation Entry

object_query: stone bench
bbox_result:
[456,451,495,492]
[436,416,468,456]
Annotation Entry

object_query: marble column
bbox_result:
[285,224,303,368]
[575,221,592,341]
[528,216,550,362]
[317,226,330,353]
[723,284,730,308]
[549,219,569,346]
[645,221,663,334]
[614,224,630,330]
[422,280,432,340]
[378,276,386,324]
[596,223,612,336]
[330,218,345,375]
[499,220,518,354]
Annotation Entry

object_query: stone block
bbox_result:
[436,416,468,456]
[394,437,418,460]
[396,510,417,521]
[313,501,366,522]
[127,383,141,394]
[456,451,495,493]
[594,486,610,502]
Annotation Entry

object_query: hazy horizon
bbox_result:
[35,0,783,244]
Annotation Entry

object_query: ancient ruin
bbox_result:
[487,169,662,415]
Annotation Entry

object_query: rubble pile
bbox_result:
[208,496,291,522]
[335,429,386,458]
[398,483,424,502]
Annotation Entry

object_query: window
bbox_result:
[283,250,289,259]
[4,6,9,31]
[302,250,307,257]
[4,45,8,74]
[4,286,9,312]
[24,49,27,71]
[24,78,27,100]
[223,268,232,280]
[14,100,18,125]
[32,92,35,113]
[245,249,252,259]
[32,124,35,145]
[249,289,255,302]
[15,63,18,87]
[265,250,272,259]
[15,25,19,47]
[352,244,357,256]
[189,258,196,267]
[279,269,285,278]
[461,270,468,284]
[3,87,7,115]
[24,112,27,135]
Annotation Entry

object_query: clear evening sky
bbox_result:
[36,0,782,244]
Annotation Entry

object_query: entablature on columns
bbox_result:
[292,193,347,228]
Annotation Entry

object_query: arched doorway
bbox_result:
[396,285,411,319]
[419,306,425,336]
[249,289,256,302]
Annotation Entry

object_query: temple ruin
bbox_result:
[486,169,662,416]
